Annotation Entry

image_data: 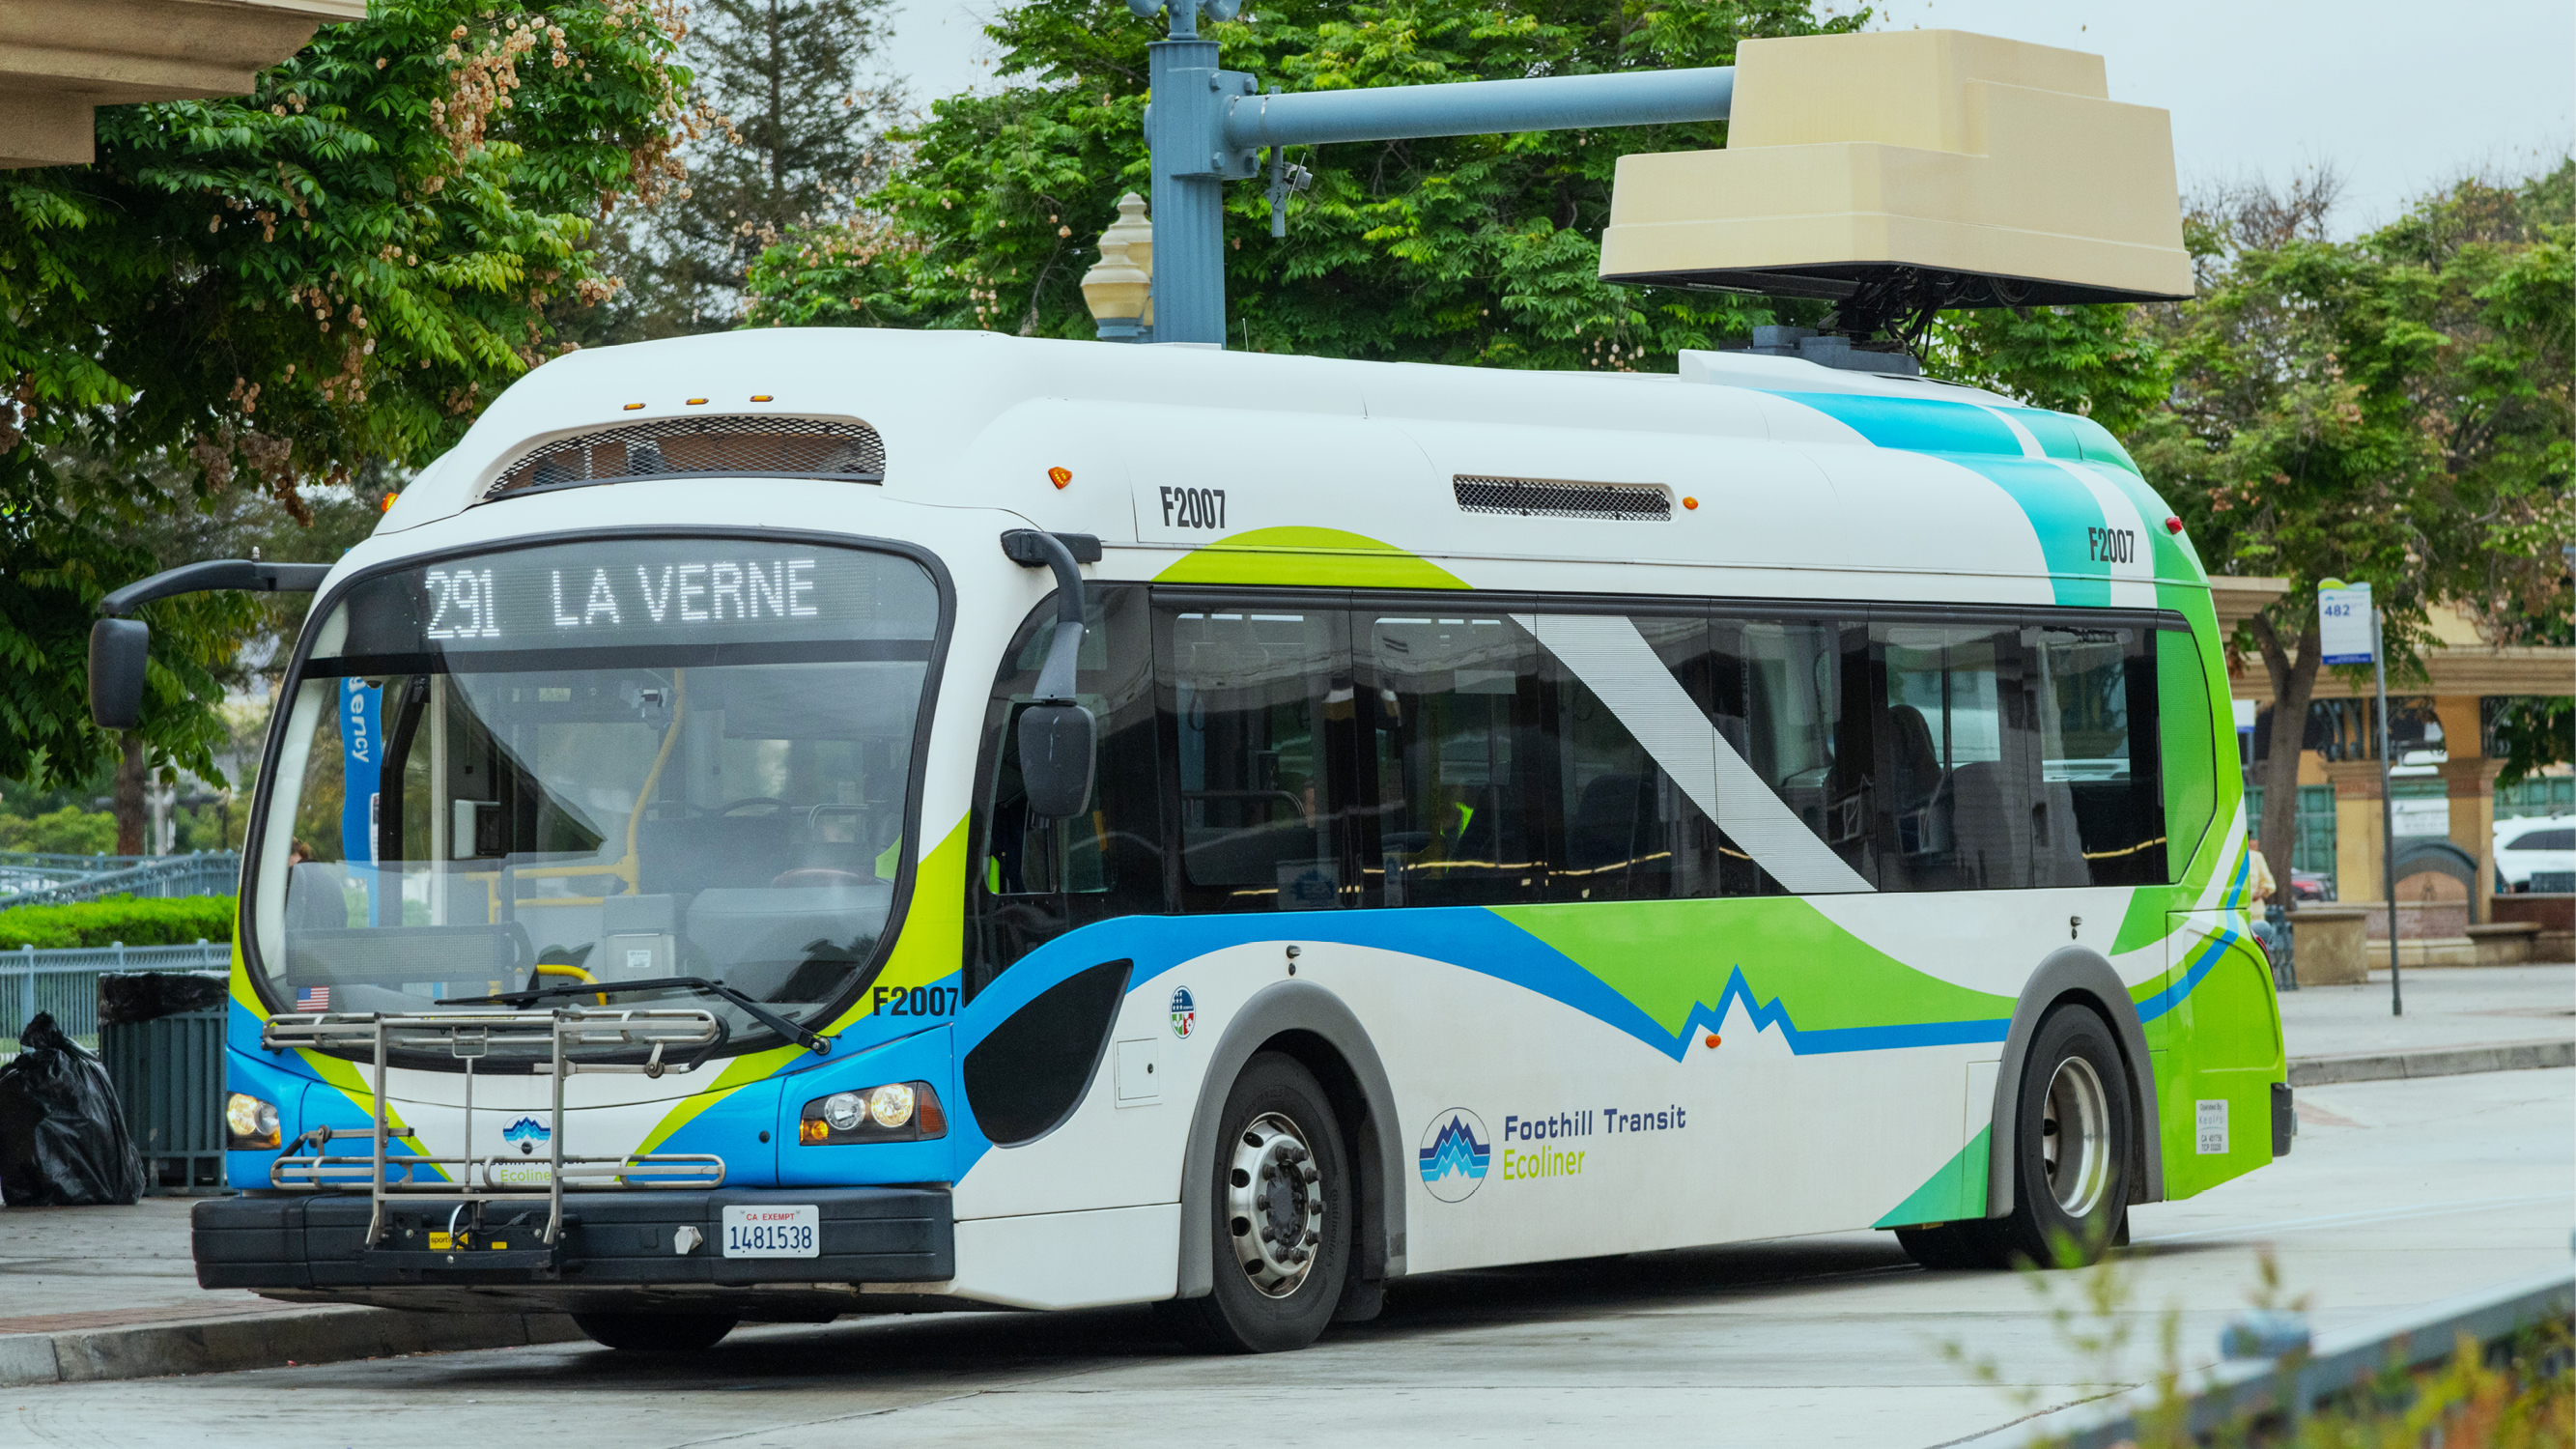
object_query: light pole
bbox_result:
[1121,0,1735,346]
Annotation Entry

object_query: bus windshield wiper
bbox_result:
[448,977,831,1055]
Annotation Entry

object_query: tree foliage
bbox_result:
[625,0,903,332]
[745,0,1859,366]
[0,0,694,793]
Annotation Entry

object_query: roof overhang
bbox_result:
[2209,575,2292,633]
[2296,649,2576,701]
[0,0,362,168]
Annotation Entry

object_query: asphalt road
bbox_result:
[12,1067,2571,1449]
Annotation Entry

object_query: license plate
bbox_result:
[721,1204,819,1259]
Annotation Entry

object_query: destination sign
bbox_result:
[320,538,937,660]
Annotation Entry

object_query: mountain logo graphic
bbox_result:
[500,1117,550,1145]
[1417,1108,1490,1203]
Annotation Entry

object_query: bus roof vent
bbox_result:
[482,415,885,500]
[1453,475,1672,523]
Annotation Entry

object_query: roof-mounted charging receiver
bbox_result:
[1599,30,2193,356]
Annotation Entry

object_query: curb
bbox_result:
[2287,1037,2575,1088]
[0,1305,582,1389]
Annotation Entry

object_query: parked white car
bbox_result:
[2494,814,2576,894]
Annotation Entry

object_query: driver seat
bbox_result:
[637,810,789,895]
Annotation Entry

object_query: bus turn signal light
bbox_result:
[1048,467,1072,489]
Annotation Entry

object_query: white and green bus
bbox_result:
[166,327,2283,1353]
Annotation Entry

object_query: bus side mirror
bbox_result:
[89,617,151,730]
[1019,703,1097,821]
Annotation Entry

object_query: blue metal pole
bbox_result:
[1146,35,1239,347]
[1222,66,1734,151]
[1132,2,1731,345]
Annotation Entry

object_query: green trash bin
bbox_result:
[98,971,231,1196]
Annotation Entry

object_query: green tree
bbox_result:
[0,806,119,857]
[609,0,903,336]
[0,0,695,804]
[745,0,1856,366]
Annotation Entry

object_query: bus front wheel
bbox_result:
[1155,1052,1350,1353]
[572,1312,738,1351]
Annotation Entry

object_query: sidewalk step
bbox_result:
[2288,1037,2575,1088]
[0,1304,581,1388]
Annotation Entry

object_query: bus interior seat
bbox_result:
[637,811,790,895]
[1181,797,1329,888]
[1886,705,1942,812]
[1946,759,2024,889]
[782,838,873,883]
[1713,713,1750,758]
[285,862,356,931]
[2031,781,2092,887]
[1569,773,1654,871]
[1447,783,1506,867]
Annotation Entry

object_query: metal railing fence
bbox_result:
[2022,1264,2575,1447]
[0,940,233,1048]
[0,852,240,910]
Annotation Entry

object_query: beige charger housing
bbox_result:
[1599,30,2194,311]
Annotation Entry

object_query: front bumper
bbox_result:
[193,1187,953,1293]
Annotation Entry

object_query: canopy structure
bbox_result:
[1599,30,2195,330]
[0,0,362,167]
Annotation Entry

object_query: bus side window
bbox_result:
[2033,624,2164,888]
[1869,622,2017,892]
[1726,615,1875,888]
[1161,605,1350,913]
[1357,612,1543,908]
[2157,627,2215,884]
[970,585,1160,983]
[1543,613,1726,901]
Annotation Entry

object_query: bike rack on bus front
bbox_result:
[264,1008,728,1256]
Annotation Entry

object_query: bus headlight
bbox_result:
[867,1083,915,1129]
[225,1093,281,1151]
[800,1081,945,1145]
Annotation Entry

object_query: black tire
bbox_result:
[1155,1052,1350,1353]
[571,1312,738,1351]
[1979,1005,2134,1269]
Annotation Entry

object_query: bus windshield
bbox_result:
[250,536,941,1052]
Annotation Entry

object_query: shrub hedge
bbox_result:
[0,895,239,950]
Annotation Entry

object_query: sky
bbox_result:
[876,0,2575,235]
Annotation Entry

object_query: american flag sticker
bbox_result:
[296,985,331,1012]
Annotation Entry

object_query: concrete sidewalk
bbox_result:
[0,1197,575,1389]
[2278,962,2574,1085]
[0,963,2562,1391]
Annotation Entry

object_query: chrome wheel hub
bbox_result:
[2040,1055,2110,1217]
[1227,1112,1324,1298]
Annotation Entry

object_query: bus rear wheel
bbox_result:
[1989,1005,2133,1268]
[1897,1005,2133,1273]
[1155,1052,1350,1353]
[571,1312,738,1351]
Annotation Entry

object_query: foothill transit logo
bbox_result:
[1417,1108,1490,1202]
[1419,1100,1692,1201]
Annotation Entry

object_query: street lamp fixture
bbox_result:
[1080,193,1154,343]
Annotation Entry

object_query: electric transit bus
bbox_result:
[167,327,2287,1353]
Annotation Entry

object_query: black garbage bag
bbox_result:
[0,1011,145,1206]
